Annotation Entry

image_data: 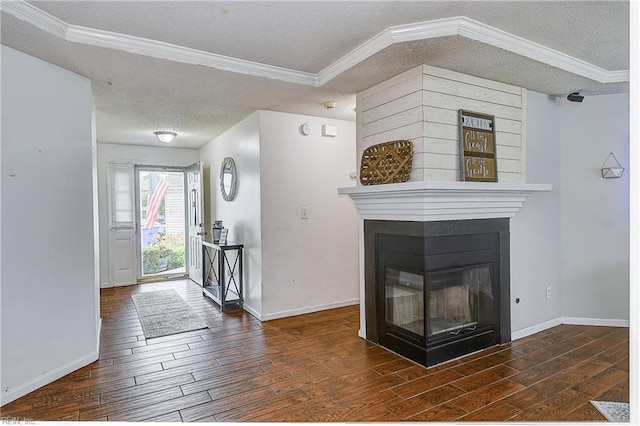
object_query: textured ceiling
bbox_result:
[1,1,630,149]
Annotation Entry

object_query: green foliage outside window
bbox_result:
[142,234,185,275]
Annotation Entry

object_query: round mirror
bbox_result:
[219,157,238,201]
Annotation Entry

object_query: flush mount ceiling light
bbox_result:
[154,131,177,143]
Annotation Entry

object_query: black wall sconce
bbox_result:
[567,92,584,103]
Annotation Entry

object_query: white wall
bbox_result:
[198,110,359,320]
[199,113,263,317]
[258,110,359,320]
[510,92,563,335]
[511,91,629,339]
[560,93,630,323]
[96,143,199,286]
[1,46,99,405]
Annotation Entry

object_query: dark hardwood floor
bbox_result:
[0,279,629,422]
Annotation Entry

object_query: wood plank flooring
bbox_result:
[0,279,629,422]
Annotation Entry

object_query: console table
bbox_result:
[202,240,243,312]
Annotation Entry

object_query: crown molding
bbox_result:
[455,17,629,84]
[317,16,463,84]
[64,24,318,86]
[2,1,629,87]
[1,0,318,86]
[1,0,66,37]
[318,16,629,85]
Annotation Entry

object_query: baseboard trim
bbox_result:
[100,282,136,288]
[511,317,562,341]
[0,351,98,407]
[512,316,630,341]
[561,317,630,327]
[96,317,102,354]
[261,298,359,322]
[242,303,262,321]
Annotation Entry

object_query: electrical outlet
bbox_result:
[546,286,551,299]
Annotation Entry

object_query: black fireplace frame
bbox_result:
[364,219,511,366]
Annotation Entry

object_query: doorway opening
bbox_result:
[137,168,187,280]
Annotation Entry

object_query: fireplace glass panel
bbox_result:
[427,264,493,337]
[385,268,424,337]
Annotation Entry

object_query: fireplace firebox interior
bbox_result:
[365,219,510,367]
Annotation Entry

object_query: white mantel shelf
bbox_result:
[338,181,552,221]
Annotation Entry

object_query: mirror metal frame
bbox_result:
[219,157,238,201]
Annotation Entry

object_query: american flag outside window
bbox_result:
[145,174,168,229]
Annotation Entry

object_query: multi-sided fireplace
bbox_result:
[365,219,510,367]
[338,180,551,367]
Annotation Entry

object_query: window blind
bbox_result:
[107,161,135,227]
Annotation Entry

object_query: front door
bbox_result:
[186,161,205,285]
[136,167,187,281]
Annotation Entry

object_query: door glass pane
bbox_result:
[139,170,186,277]
[385,268,424,337]
[427,264,493,337]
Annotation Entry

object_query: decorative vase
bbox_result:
[212,220,224,243]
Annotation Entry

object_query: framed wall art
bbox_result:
[459,110,497,182]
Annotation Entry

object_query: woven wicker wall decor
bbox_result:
[359,140,413,185]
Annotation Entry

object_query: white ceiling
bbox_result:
[1,1,630,149]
